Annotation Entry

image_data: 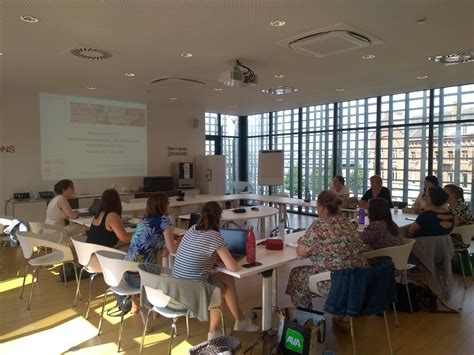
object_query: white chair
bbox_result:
[309,262,395,355]
[95,250,140,353]
[137,263,224,355]
[28,222,66,243]
[16,231,77,310]
[71,235,126,319]
[451,224,474,288]
[233,181,252,194]
[364,238,416,315]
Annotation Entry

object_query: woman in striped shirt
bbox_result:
[172,201,258,340]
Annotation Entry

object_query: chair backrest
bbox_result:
[16,231,74,261]
[324,259,396,317]
[138,263,222,319]
[71,235,126,272]
[233,181,252,194]
[452,224,474,245]
[28,222,66,243]
[363,238,415,270]
[95,250,138,287]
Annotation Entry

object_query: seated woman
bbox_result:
[444,184,472,249]
[359,175,393,209]
[408,187,454,238]
[444,184,472,226]
[172,201,258,340]
[45,179,83,238]
[124,193,178,312]
[86,189,131,248]
[413,175,439,213]
[286,191,367,308]
[330,175,349,204]
[360,198,403,250]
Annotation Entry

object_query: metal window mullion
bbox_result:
[454,87,463,184]
[387,96,394,192]
[437,89,444,180]
[403,95,410,202]
[363,100,369,192]
[324,105,330,190]
[420,94,427,183]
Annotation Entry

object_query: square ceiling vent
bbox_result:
[276,23,383,58]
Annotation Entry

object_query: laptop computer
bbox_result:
[220,228,247,261]
[77,198,101,217]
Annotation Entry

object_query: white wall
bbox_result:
[0,85,205,214]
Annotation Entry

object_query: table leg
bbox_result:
[261,270,273,331]
[259,217,265,239]
[272,269,278,307]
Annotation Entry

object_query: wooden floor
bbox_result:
[0,214,473,355]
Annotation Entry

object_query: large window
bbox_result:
[208,83,474,211]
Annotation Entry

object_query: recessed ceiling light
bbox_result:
[230,105,238,108]
[169,97,178,101]
[0,52,3,56]
[270,20,286,27]
[275,98,284,102]
[362,54,376,60]
[214,88,223,92]
[20,15,39,23]
[336,88,345,92]
[124,73,135,77]
[87,86,96,90]
[262,86,298,95]
[274,74,285,79]
[180,52,193,58]
[417,75,428,80]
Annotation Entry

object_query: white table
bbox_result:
[216,232,303,330]
[221,206,278,239]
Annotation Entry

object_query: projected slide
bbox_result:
[40,93,147,180]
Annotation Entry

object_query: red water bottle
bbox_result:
[246,225,256,264]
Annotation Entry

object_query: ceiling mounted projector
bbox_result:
[218,60,258,87]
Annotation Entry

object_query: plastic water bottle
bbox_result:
[358,208,365,225]
[246,225,256,264]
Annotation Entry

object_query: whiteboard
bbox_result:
[258,150,284,186]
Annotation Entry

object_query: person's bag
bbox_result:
[58,264,88,283]
[107,295,132,317]
[394,282,420,312]
[415,281,460,314]
[278,307,326,355]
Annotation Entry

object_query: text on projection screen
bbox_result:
[40,93,147,180]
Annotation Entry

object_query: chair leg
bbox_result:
[383,311,394,355]
[62,263,67,287]
[86,274,96,319]
[468,251,474,282]
[457,252,467,289]
[168,318,178,355]
[20,263,29,299]
[73,267,84,307]
[404,270,414,313]
[117,307,125,352]
[98,289,110,336]
[139,308,154,355]
[349,317,356,355]
[186,314,190,338]
[392,302,399,327]
[27,267,39,310]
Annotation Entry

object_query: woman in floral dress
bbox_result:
[286,191,367,308]
[124,193,177,312]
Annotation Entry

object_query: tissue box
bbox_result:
[266,238,284,250]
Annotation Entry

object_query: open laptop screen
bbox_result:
[220,228,247,256]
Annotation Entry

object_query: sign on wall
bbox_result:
[168,146,188,157]
[0,145,15,153]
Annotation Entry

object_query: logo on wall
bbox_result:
[0,145,15,153]
[168,146,188,157]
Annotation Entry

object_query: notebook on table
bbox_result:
[220,228,247,261]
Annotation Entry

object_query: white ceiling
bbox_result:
[1,0,473,116]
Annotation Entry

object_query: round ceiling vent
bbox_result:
[70,47,112,60]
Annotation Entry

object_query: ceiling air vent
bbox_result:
[150,76,205,88]
[69,46,113,60]
[276,23,382,58]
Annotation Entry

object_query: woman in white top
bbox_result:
[413,175,439,213]
[45,179,83,237]
[330,175,349,203]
